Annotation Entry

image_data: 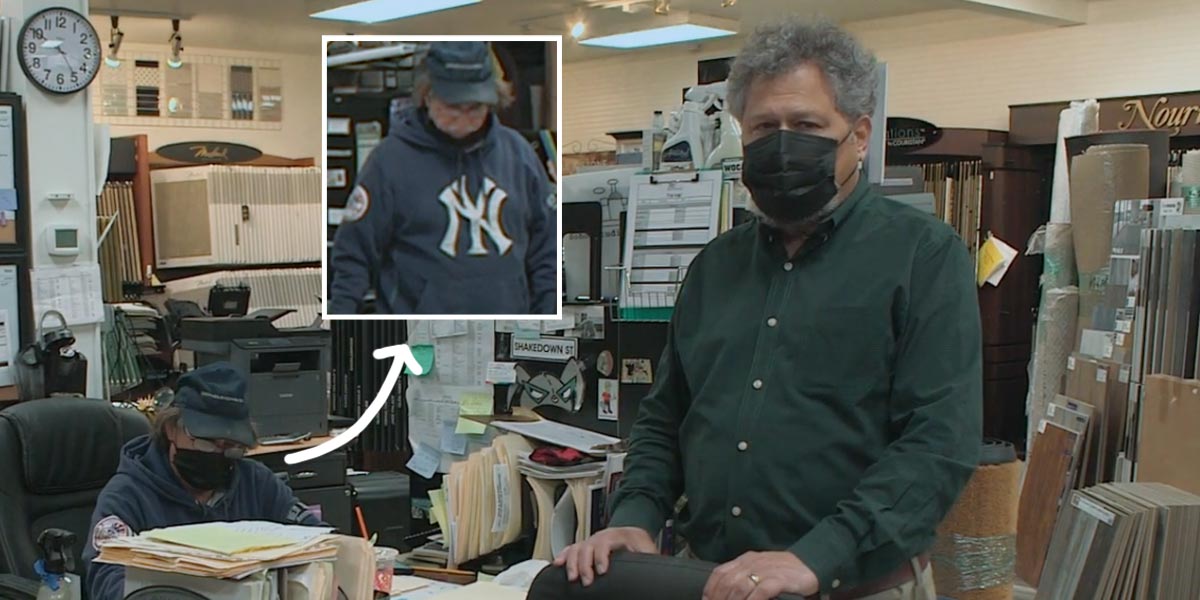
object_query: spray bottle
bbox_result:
[705,111,743,168]
[661,83,727,171]
[35,529,81,600]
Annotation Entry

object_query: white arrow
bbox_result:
[284,343,423,465]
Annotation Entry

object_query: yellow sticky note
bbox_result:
[976,238,1004,287]
[456,392,492,435]
[429,489,450,541]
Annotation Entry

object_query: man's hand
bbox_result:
[553,527,657,586]
[702,551,819,600]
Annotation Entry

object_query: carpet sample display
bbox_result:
[1026,287,1080,453]
[1050,100,1100,224]
[1016,421,1080,587]
[933,442,1021,600]
[1069,144,1150,344]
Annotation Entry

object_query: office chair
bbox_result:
[0,397,150,599]
[528,552,807,600]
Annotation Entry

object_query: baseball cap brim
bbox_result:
[431,79,498,106]
[180,407,257,447]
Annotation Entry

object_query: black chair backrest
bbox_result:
[0,398,150,583]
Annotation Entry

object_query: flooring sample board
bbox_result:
[1017,421,1080,586]
[1137,375,1200,496]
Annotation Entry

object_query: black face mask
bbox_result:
[172,446,235,492]
[741,129,854,224]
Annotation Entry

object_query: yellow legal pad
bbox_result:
[144,522,308,556]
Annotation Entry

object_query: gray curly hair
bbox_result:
[727,18,879,121]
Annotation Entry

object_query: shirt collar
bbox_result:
[755,174,871,251]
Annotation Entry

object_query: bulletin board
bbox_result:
[0,257,33,402]
[0,94,29,250]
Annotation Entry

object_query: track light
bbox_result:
[570,21,586,39]
[654,0,670,15]
[106,16,124,68]
[721,0,737,6]
[167,19,183,69]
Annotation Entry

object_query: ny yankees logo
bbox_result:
[438,175,513,257]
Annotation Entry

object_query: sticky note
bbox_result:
[429,489,450,541]
[440,421,468,455]
[405,345,435,376]
[405,442,441,479]
[456,392,492,435]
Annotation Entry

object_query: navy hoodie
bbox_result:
[82,436,323,599]
[329,107,557,315]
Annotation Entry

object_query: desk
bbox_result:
[248,435,335,456]
[390,579,463,599]
[245,436,353,533]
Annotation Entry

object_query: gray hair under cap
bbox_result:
[727,17,879,121]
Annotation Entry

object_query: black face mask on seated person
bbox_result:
[172,446,236,491]
[740,128,857,225]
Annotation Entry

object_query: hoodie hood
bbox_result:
[389,105,500,156]
[116,434,240,510]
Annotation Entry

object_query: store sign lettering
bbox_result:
[1118,97,1200,136]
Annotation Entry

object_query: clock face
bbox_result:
[18,7,102,95]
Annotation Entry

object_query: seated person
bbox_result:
[82,362,324,599]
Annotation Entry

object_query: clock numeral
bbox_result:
[42,69,50,79]
[26,42,35,54]
[71,73,79,84]
[31,58,40,69]
[56,73,65,86]
[31,28,43,40]
[79,33,89,45]
[56,15,67,28]
[84,48,92,60]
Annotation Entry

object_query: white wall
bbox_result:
[103,44,322,159]
[3,0,103,398]
[561,0,1200,149]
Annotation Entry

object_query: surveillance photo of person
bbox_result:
[328,40,558,316]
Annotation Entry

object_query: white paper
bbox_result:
[985,235,1020,286]
[0,106,14,189]
[406,443,442,479]
[485,362,517,385]
[492,464,510,534]
[32,263,104,325]
[0,309,11,386]
[433,321,469,339]
[597,378,619,422]
[440,422,467,456]
[565,306,606,340]
[429,321,494,387]
[541,314,576,333]
[491,419,620,455]
[407,381,494,472]
[216,521,334,545]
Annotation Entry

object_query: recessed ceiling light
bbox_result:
[310,0,480,24]
[570,21,586,39]
[580,23,735,49]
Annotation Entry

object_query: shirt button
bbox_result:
[752,379,763,390]
[737,441,749,452]
[766,317,778,328]
[783,262,794,272]
[731,506,743,517]
[832,579,841,589]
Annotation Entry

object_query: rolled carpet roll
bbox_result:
[933,441,1021,600]
[1026,286,1079,454]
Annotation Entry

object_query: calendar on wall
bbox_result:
[93,51,284,130]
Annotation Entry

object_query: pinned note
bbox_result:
[404,345,435,376]
[456,393,493,435]
[977,235,1019,287]
[486,362,517,385]
[440,421,468,455]
[429,489,450,541]
[406,442,441,479]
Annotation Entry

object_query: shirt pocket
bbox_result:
[790,304,894,400]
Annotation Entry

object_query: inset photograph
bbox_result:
[323,36,561,318]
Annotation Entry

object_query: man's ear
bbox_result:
[854,116,872,161]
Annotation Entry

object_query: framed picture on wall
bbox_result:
[0,255,33,402]
[0,94,29,252]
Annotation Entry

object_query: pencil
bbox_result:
[355,505,370,540]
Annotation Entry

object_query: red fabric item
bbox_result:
[530,446,587,466]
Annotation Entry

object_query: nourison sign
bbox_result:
[1011,91,1200,144]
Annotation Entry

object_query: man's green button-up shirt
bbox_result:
[608,177,984,593]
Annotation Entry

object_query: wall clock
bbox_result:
[18,7,102,95]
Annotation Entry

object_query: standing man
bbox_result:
[329,41,557,315]
[556,18,982,600]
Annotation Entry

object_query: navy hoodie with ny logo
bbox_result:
[329,106,557,315]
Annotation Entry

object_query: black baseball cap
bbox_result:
[425,41,498,106]
[173,362,256,447]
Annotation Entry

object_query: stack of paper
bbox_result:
[434,434,533,567]
[1036,483,1200,600]
[94,521,339,580]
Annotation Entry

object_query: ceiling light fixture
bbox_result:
[309,0,480,24]
[654,0,670,15]
[166,19,183,69]
[579,11,736,49]
[570,21,587,39]
[721,0,737,6]
[106,16,124,68]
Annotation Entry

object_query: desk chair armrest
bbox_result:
[0,573,39,599]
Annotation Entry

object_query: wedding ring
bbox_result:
[748,574,761,586]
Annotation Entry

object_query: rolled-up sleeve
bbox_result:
[789,231,983,591]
